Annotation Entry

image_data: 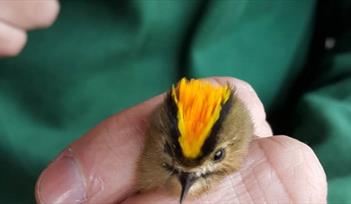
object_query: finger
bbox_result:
[35,77,272,204]
[0,22,26,57]
[209,76,272,137]
[35,95,164,204]
[122,136,327,204]
[0,0,59,30]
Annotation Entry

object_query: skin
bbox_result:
[35,77,327,204]
[0,0,59,57]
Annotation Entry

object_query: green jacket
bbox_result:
[0,0,350,203]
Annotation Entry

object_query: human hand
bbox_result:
[35,77,327,203]
[0,0,59,57]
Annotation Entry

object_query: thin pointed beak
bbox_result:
[178,172,197,204]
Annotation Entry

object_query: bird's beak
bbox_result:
[178,172,198,204]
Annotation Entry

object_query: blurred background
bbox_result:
[0,0,350,203]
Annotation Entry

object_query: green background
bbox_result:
[0,0,350,203]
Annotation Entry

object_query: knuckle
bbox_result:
[236,78,256,93]
[207,76,256,94]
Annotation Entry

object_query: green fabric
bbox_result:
[0,0,350,203]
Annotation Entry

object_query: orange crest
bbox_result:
[171,78,231,159]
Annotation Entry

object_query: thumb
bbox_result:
[35,96,162,204]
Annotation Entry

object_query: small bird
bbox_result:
[137,78,253,203]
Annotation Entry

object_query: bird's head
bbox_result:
[145,78,253,203]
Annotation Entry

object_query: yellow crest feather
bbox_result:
[171,78,231,159]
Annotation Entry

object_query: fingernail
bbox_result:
[36,148,86,204]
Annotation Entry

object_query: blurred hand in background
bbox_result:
[0,0,59,57]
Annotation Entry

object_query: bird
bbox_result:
[137,78,253,203]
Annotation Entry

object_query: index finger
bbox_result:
[35,77,271,204]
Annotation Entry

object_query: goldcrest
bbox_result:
[137,78,253,203]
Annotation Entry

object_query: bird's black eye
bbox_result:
[213,148,225,162]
